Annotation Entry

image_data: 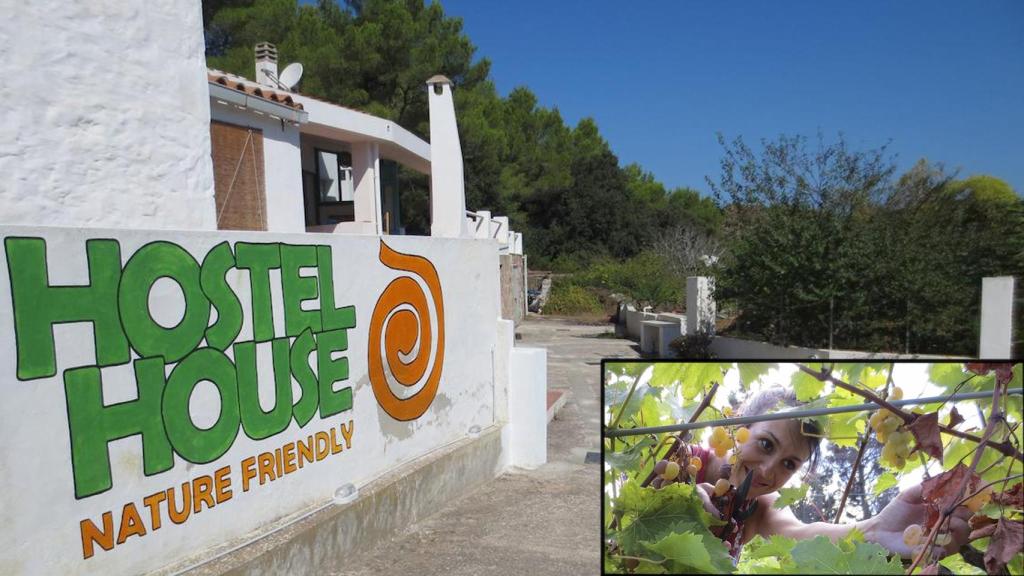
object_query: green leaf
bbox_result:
[790,536,849,573]
[607,362,653,379]
[743,534,799,560]
[792,369,825,401]
[773,484,809,509]
[929,363,966,391]
[641,532,714,573]
[938,553,986,575]
[872,472,898,497]
[848,540,904,574]
[605,436,657,471]
[827,410,866,448]
[738,362,777,389]
[680,363,727,400]
[612,481,723,554]
[650,363,686,388]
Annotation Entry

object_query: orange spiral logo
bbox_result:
[368,241,445,421]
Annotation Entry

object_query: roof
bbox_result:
[207,69,303,110]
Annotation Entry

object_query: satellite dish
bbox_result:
[278,63,304,91]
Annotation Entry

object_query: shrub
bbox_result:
[574,252,683,310]
[669,332,717,358]
[543,282,603,315]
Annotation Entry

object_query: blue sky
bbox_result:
[438,1,1024,196]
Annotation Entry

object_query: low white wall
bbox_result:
[210,105,305,233]
[0,225,499,575]
[708,336,959,359]
[0,0,216,231]
[709,336,825,359]
[625,309,656,340]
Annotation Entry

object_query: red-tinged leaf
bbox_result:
[965,362,991,375]
[907,412,944,463]
[993,482,1024,508]
[969,513,996,531]
[921,463,980,511]
[970,522,997,541]
[919,562,940,575]
[994,363,1015,386]
[947,406,964,428]
[984,519,1024,574]
[925,505,940,530]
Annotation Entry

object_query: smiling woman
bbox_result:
[684,386,970,565]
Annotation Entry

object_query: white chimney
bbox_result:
[255,42,278,88]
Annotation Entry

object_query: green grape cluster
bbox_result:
[869,387,913,468]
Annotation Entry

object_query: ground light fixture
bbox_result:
[333,483,359,505]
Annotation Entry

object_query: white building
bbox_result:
[0,2,539,574]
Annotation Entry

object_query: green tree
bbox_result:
[709,132,895,348]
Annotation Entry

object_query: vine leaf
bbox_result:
[872,472,898,497]
[772,484,809,509]
[789,536,902,574]
[947,406,965,428]
[792,369,825,402]
[743,534,798,559]
[650,364,686,388]
[985,518,1024,574]
[921,463,979,511]
[613,481,722,553]
[993,481,1023,508]
[738,362,776,389]
[605,436,657,471]
[642,531,732,574]
[907,412,944,463]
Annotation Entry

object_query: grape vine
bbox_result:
[603,362,1024,575]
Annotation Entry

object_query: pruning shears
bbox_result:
[710,469,760,538]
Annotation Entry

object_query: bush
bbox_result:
[574,252,683,310]
[543,282,603,315]
[669,332,717,358]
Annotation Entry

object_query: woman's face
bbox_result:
[729,419,811,499]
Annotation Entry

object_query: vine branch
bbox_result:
[640,382,721,488]
[906,374,1007,574]
[797,364,1024,462]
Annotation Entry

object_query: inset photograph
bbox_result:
[603,361,1023,574]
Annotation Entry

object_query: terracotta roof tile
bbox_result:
[207,69,303,111]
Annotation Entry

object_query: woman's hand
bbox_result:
[695,482,723,519]
[862,484,972,560]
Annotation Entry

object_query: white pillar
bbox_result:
[473,210,491,239]
[686,276,716,335]
[508,347,547,468]
[426,75,468,238]
[980,277,1015,358]
[351,141,381,235]
[492,216,509,245]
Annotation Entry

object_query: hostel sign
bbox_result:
[0,227,493,573]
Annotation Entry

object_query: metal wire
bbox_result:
[603,388,1024,438]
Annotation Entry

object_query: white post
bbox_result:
[492,216,509,246]
[426,75,468,238]
[508,347,547,468]
[473,210,491,239]
[350,141,381,235]
[980,277,1015,358]
[686,276,716,335]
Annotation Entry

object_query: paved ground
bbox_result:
[332,315,640,576]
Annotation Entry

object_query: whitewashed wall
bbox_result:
[211,104,305,233]
[0,225,498,575]
[0,1,216,231]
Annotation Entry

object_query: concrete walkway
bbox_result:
[331,315,639,576]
